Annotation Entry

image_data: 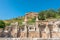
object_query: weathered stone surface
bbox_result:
[29,31,39,38]
[20,32,27,38]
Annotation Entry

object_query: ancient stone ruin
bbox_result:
[0,12,60,39]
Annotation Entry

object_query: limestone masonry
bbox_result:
[0,12,60,39]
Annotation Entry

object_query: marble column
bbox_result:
[44,22,50,38]
[24,16,27,32]
[35,16,39,32]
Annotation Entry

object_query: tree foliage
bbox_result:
[38,11,46,20]
[38,9,58,20]
[0,20,5,28]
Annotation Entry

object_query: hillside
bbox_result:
[4,16,24,26]
[3,8,60,26]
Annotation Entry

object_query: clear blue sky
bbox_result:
[0,0,60,20]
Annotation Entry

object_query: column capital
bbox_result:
[24,16,27,22]
[36,16,39,22]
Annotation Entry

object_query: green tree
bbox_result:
[38,11,46,20]
[6,23,10,26]
[28,18,35,24]
[57,8,60,15]
[38,9,57,20]
[46,9,57,18]
[0,20,5,28]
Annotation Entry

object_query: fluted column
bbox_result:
[24,16,27,32]
[36,16,39,32]
[45,22,50,38]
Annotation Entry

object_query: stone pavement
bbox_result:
[0,38,60,40]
